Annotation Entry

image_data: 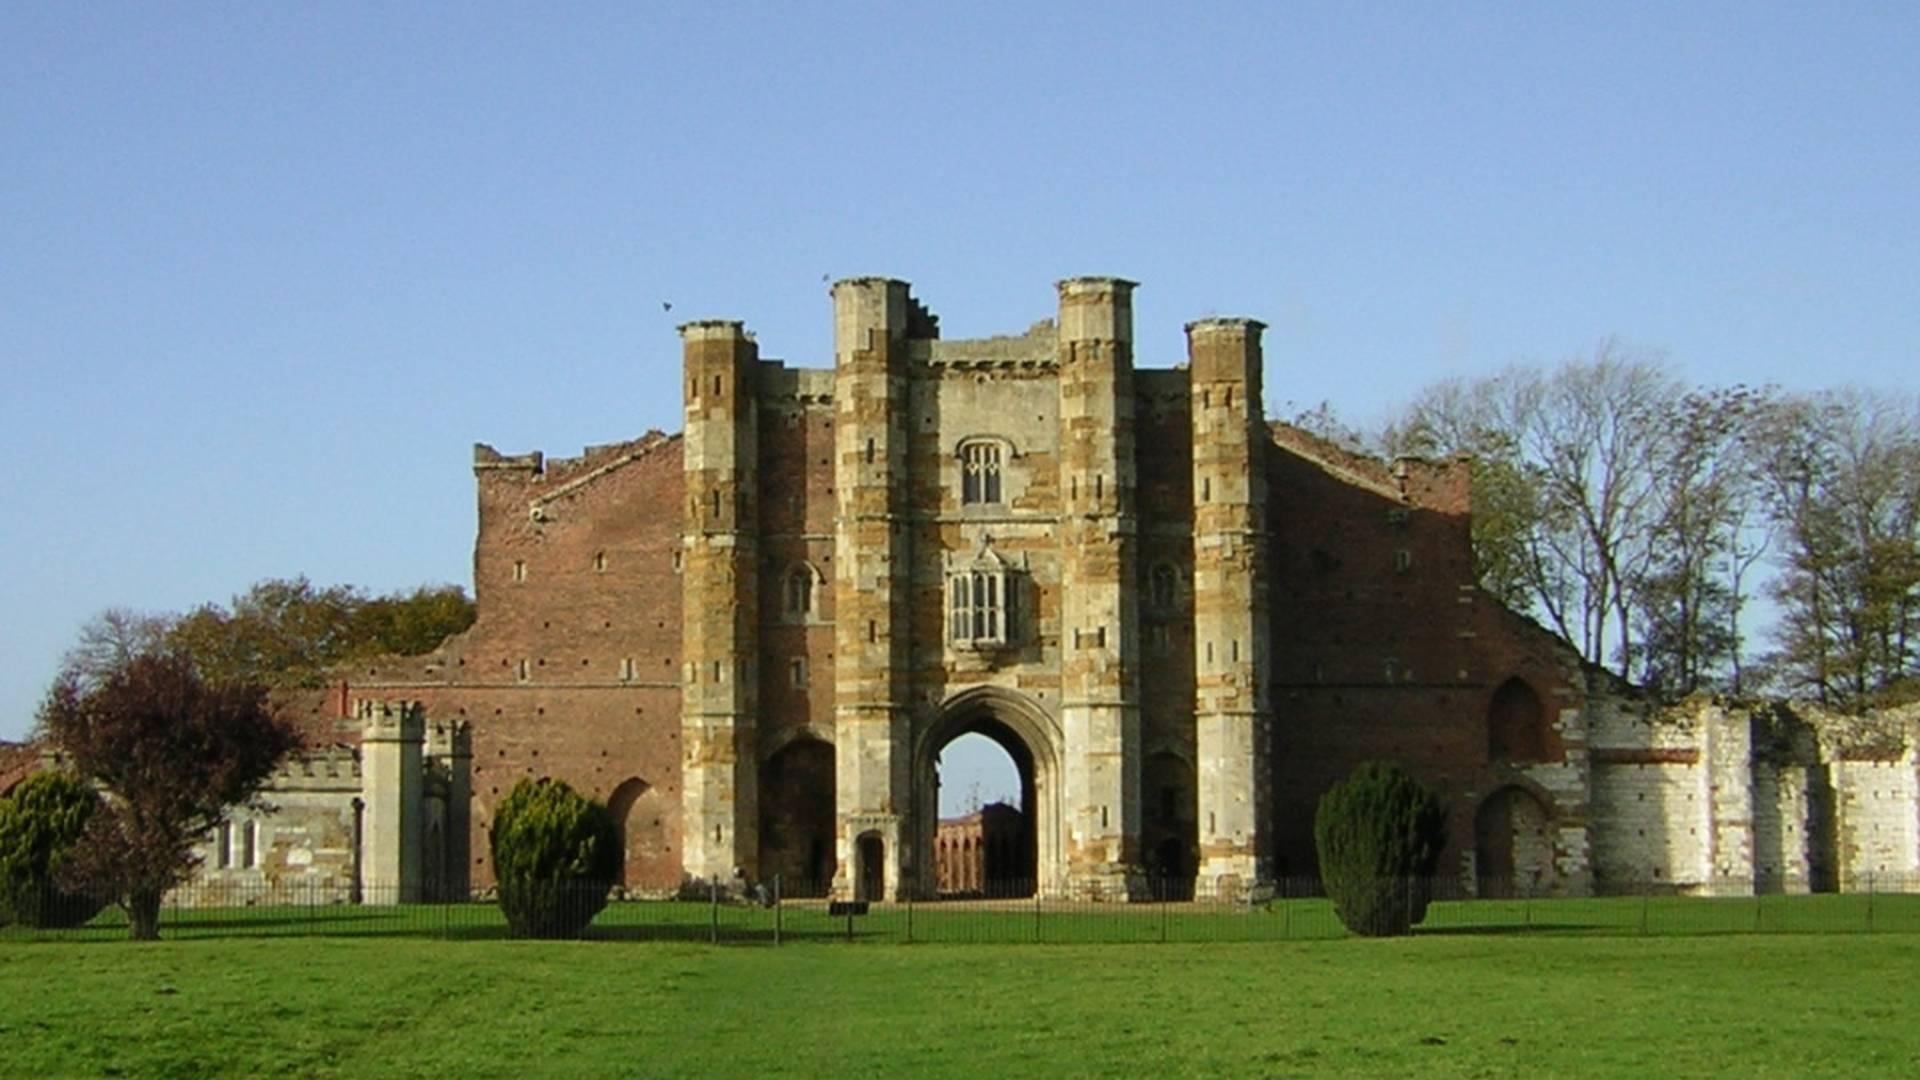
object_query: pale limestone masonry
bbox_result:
[184,700,471,905]
[1186,317,1273,897]
[1587,697,1920,894]
[679,320,762,884]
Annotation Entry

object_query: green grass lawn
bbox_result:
[10,890,1920,944]
[3,932,1917,1077]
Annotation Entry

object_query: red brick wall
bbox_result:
[342,433,687,892]
[1266,425,1573,878]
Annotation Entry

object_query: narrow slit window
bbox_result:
[786,566,815,619]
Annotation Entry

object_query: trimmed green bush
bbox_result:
[489,777,619,939]
[1313,762,1446,937]
[0,771,106,929]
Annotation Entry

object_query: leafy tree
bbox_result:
[0,771,105,929]
[36,652,301,940]
[490,777,620,939]
[59,608,173,692]
[1753,391,1920,708]
[93,577,477,689]
[1631,386,1773,698]
[1313,762,1446,937]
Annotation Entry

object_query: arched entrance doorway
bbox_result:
[758,735,836,897]
[913,686,1062,899]
[933,733,1028,897]
[1475,785,1556,897]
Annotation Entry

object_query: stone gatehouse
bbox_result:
[228,276,1918,903]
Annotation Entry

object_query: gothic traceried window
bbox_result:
[948,542,1016,648]
[960,441,1003,506]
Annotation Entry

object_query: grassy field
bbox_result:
[8,889,1920,944]
[3,932,1918,1077]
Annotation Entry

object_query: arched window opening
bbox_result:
[1487,677,1550,762]
[960,440,1003,505]
[1149,563,1178,612]
[784,564,816,621]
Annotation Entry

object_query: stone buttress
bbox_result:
[1056,277,1146,898]
[680,320,761,882]
[831,279,920,899]
[1187,318,1275,895]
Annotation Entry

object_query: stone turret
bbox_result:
[1057,277,1145,898]
[680,319,761,883]
[830,277,924,899]
[359,699,425,901]
[1186,318,1273,896]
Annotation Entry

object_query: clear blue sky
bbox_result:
[4,3,1915,802]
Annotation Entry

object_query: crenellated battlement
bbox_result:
[425,718,472,759]
[357,699,425,742]
[274,744,362,782]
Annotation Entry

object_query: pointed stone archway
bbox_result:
[912,686,1065,899]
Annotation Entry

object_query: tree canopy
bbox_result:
[65,578,475,690]
[36,652,300,939]
[1379,348,1918,710]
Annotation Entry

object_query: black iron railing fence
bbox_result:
[6,876,1920,943]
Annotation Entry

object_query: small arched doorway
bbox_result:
[758,735,836,897]
[914,686,1062,899]
[1476,786,1556,898]
[1142,750,1197,900]
[855,832,886,902]
[608,777,671,892]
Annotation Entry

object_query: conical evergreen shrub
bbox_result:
[1313,761,1446,937]
[0,771,106,929]
[489,777,619,939]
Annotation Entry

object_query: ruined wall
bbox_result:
[1590,698,1920,895]
[339,433,685,893]
[1265,425,1588,890]
[1588,698,1711,891]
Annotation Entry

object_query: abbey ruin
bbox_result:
[19,276,1914,904]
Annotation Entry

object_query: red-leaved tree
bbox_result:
[37,652,300,939]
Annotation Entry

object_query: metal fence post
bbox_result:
[906,892,914,944]
[773,875,782,947]
[1160,886,1169,944]
[1867,873,1875,933]
[710,880,719,945]
[1034,891,1042,943]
